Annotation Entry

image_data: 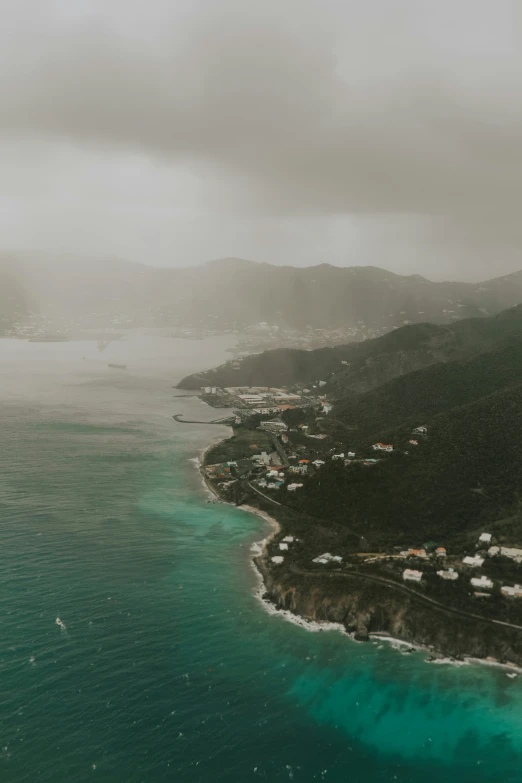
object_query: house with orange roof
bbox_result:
[406,549,427,558]
[372,443,394,453]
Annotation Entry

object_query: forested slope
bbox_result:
[286,385,522,549]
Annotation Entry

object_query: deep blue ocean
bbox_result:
[2,333,522,783]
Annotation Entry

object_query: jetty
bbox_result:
[172,414,236,426]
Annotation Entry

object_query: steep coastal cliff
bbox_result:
[257,557,522,667]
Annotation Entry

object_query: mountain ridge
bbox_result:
[4,252,522,332]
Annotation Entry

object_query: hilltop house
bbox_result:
[479,533,492,544]
[312,552,343,564]
[471,575,494,590]
[406,549,427,558]
[287,483,304,491]
[437,569,458,580]
[271,556,284,564]
[413,426,428,435]
[489,546,522,563]
[501,584,522,598]
[436,547,447,557]
[279,543,289,551]
[289,465,308,475]
[372,443,394,453]
[408,439,419,446]
[403,569,423,582]
[463,555,484,567]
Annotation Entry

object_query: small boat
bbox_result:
[108,363,127,370]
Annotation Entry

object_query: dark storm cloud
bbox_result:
[1,0,522,277]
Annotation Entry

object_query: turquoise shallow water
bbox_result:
[2,335,522,782]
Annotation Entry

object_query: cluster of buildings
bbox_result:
[369,426,429,458]
[312,552,343,565]
[400,531,522,600]
[200,385,324,413]
[228,322,390,358]
[271,535,296,565]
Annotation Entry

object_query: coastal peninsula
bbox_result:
[179,305,522,667]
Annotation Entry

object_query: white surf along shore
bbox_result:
[190,441,522,675]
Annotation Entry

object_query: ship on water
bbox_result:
[108,363,127,370]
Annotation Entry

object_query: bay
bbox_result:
[1,333,522,782]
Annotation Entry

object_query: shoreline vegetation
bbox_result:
[194,430,522,675]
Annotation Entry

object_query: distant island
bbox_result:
[182,304,522,667]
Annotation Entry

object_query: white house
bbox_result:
[282,536,294,543]
[489,546,522,563]
[501,584,522,598]
[437,569,458,581]
[470,575,493,590]
[462,555,484,567]
[312,552,343,564]
[287,483,304,491]
[332,453,345,460]
[312,460,325,468]
[403,569,423,582]
[346,452,356,458]
[372,443,394,453]
[413,426,428,435]
[271,556,284,564]
[279,543,289,551]
[479,533,492,544]
[259,420,288,432]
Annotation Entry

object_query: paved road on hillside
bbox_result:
[247,482,522,634]
[292,566,522,633]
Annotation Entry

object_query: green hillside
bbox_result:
[333,337,522,445]
[179,304,522,392]
[286,384,522,549]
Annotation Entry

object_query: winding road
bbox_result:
[248,483,522,634]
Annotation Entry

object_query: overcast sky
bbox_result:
[1,0,522,280]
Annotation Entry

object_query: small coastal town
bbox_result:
[197,384,522,627]
[6,308,385,354]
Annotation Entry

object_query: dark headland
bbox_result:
[178,305,522,668]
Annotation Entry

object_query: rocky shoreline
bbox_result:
[255,555,522,669]
[197,436,522,672]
